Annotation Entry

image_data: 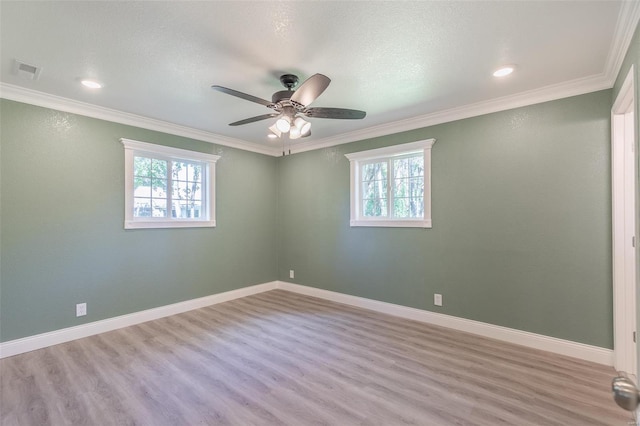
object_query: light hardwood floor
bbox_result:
[0,290,632,425]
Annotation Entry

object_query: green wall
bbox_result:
[0,99,279,342]
[278,90,613,348]
[612,21,640,368]
[0,88,618,349]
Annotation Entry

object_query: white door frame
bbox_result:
[612,65,637,378]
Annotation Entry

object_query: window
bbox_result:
[121,138,220,229]
[345,139,435,228]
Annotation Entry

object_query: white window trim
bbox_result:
[345,139,435,228]
[121,138,221,229]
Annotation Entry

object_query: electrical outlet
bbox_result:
[289,270,295,279]
[76,303,87,317]
[434,294,443,307]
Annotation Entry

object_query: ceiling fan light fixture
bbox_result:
[268,124,281,138]
[294,117,311,135]
[276,116,291,133]
[213,73,366,138]
[289,126,301,139]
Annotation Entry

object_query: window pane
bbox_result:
[191,185,202,201]
[346,140,432,227]
[172,161,187,181]
[152,199,167,217]
[362,162,387,181]
[173,201,202,219]
[173,181,201,201]
[363,199,373,217]
[193,201,202,218]
[173,201,184,218]
[393,158,409,179]
[410,197,424,218]
[362,180,387,199]
[188,164,202,181]
[378,199,388,217]
[123,140,217,228]
[134,198,152,217]
[409,156,424,177]
[394,198,410,218]
[362,181,374,199]
[151,178,167,196]
[378,180,388,198]
[362,163,373,178]
[394,197,425,218]
[409,177,424,198]
[151,159,167,179]
[393,178,408,198]
[134,177,151,198]
[134,157,151,177]
[362,198,388,217]
[172,180,188,200]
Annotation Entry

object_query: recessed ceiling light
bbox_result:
[493,66,515,78]
[267,133,277,139]
[81,79,103,89]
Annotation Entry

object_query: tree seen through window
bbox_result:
[133,156,202,219]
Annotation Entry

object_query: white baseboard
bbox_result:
[275,281,614,366]
[0,279,614,366]
[0,281,278,359]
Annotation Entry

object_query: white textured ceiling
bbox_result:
[0,1,638,155]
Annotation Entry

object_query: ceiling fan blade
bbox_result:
[229,113,278,126]
[290,74,331,107]
[305,107,366,119]
[212,85,272,107]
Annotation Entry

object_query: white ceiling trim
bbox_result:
[0,69,613,159]
[603,0,640,84]
[0,83,278,157]
[290,72,612,155]
[291,5,640,156]
[2,0,638,160]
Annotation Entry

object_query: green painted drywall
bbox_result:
[278,90,613,348]
[0,99,278,342]
[0,88,617,349]
[613,20,640,370]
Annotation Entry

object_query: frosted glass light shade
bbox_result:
[276,116,291,133]
[268,124,281,137]
[294,117,311,135]
[289,127,301,139]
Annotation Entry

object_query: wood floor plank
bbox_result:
[0,290,632,425]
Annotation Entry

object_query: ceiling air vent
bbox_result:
[12,59,41,80]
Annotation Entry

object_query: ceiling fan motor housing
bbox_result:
[271,90,306,115]
[271,90,294,104]
[271,74,307,112]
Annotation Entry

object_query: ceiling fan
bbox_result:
[212,73,366,139]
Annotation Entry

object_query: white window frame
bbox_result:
[345,139,435,228]
[121,138,220,229]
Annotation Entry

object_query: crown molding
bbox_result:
[3,0,638,161]
[604,0,640,85]
[284,3,640,155]
[0,71,615,159]
[0,83,280,157]
[289,72,612,155]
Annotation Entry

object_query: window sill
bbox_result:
[124,220,216,229]
[349,219,432,228]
